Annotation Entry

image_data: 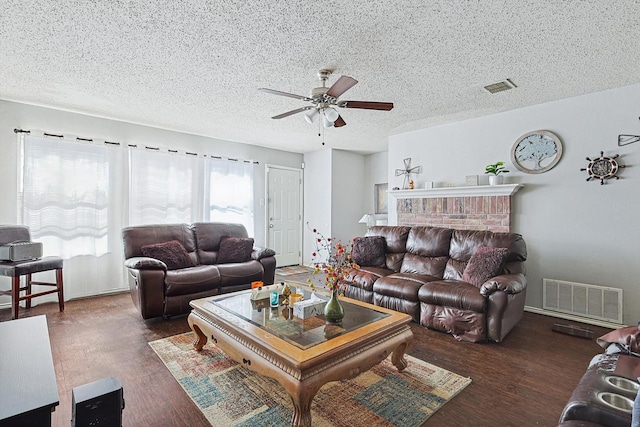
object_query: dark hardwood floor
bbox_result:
[0,276,613,427]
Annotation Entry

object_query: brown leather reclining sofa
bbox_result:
[346,225,527,342]
[558,323,640,427]
[122,222,276,319]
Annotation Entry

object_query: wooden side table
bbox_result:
[0,315,59,426]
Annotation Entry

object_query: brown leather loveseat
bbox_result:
[122,222,276,319]
[346,225,527,342]
[558,323,640,427]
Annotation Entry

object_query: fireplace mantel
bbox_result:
[389,184,523,199]
[391,184,523,232]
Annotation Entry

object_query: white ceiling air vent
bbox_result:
[484,79,517,94]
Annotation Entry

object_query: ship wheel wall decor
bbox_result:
[580,151,626,185]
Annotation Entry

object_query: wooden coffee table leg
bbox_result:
[289,390,314,427]
[191,323,207,351]
[391,341,409,372]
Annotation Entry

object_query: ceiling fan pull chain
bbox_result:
[319,116,326,145]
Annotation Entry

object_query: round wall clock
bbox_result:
[580,151,625,185]
[511,130,563,174]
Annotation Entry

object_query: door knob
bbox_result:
[269,224,274,228]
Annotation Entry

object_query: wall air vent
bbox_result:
[543,278,623,325]
[484,79,517,94]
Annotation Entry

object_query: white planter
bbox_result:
[488,175,504,185]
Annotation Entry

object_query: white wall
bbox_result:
[388,84,640,325]
[331,150,366,243]
[302,149,333,265]
[0,100,303,302]
[302,149,368,265]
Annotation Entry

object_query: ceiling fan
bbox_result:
[258,69,394,129]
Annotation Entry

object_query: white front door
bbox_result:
[266,165,302,267]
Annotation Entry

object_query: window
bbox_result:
[19,136,255,258]
[129,149,202,225]
[20,136,115,258]
[204,157,254,236]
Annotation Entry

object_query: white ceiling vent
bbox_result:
[484,79,517,94]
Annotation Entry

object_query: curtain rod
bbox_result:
[13,128,259,164]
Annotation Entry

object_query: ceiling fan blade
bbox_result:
[334,115,346,127]
[258,88,312,101]
[325,76,358,98]
[271,106,313,119]
[340,101,394,111]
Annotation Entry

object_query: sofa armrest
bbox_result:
[124,256,167,271]
[251,247,276,260]
[480,273,526,297]
[126,267,166,319]
[251,247,276,285]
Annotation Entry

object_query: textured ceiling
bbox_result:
[1,1,639,154]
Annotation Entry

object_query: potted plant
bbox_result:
[485,161,509,185]
[307,223,359,324]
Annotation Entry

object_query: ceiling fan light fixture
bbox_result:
[324,107,339,122]
[304,108,318,124]
[259,69,394,141]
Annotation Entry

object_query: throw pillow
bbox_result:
[351,236,386,268]
[217,236,254,264]
[461,245,509,288]
[596,324,640,354]
[141,240,195,270]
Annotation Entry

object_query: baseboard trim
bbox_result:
[524,305,622,329]
[0,287,129,310]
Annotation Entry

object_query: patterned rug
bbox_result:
[275,265,313,276]
[150,332,471,427]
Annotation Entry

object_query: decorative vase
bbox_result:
[488,175,503,185]
[324,289,344,324]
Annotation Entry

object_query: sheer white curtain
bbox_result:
[18,135,127,302]
[20,136,115,258]
[204,157,255,236]
[128,148,203,225]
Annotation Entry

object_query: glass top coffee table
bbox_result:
[188,283,413,427]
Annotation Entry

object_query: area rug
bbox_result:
[275,265,313,276]
[150,332,471,427]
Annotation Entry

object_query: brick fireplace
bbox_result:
[390,184,523,233]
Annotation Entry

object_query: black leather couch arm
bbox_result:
[125,266,166,319]
[251,247,276,285]
[480,273,527,297]
[124,256,168,271]
[251,247,276,260]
